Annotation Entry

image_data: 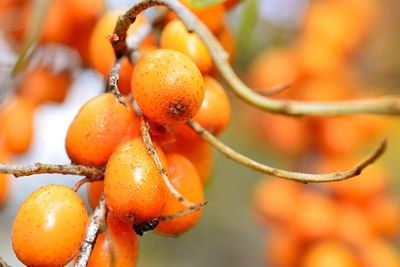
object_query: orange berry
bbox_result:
[253,178,303,226]
[171,75,231,138]
[104,138,168,223]
[223,0,241,10]
[180,0,225,34]
[89,11,153,95]
[358,239,400,267]
[132,49,204,125]
[265,229,303,267]
[65,93,140,166]
[291,191,339,241]
[163,137,212,185]
[87,214,138,267]
[87,181,104,210]
[301,240,361,267]
[12,184,88,267]
[0,95,35,154]
[365,195,400,238]
[156,153,204,236]
[161,19,213,74]
[19,68,72,105]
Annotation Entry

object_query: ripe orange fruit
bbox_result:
[156,153,204,236]
[104,138,168,223]
[87,181,104,210]
[291,191,339,241]
[171,75,231,138]
[253,178,303,226]
[12,184,88,267]
[19,67,72,105]
[89,11,153,95]
[163,137,212,185]
[300,240,361,267]
[358,239,400,267]
[217,23,236,64]
[264,229,303,267]
[87,214,138,267]
[65,93,140,166]
[0,95,35,154]
[161,19,213,74]
[223,0,241,10]
[132,49,204,125]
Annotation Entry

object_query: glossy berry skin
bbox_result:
[12,184,88,267]
[87,215,138,267]
[104,138,168,223]
[161,19,213,74]
[156,153,204,236]
[132,49,204,125]
[87,181,104,210]
[173,75,231,138]
[66,93,140,166]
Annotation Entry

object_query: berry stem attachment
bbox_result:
[187,120,387,183]
[113,0,400,116]
[72,178,91,192]
[74,195,108,267]
[0,163,104,181]
[139,116,199,208]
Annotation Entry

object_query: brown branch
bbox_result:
[0,256,10,267]
[139,116,196,207]
[159,200,208,221]
[107,57,126,106]
[72,178,91,192]
[0,163,104,180]
[74,195,108,267]
[111,0,400,116]
[187,120,387,183]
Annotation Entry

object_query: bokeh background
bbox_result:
[1,0,400,266]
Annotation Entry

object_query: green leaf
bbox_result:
[237,0,259,52]
[190,0,224,8]
[12,0,50,76]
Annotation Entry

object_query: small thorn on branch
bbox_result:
[108,58,127,107]
[187,120,387,183]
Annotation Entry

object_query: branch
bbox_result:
[111,0,400,116]
[0,256,10,267]
[74,195,108,267]
[139,116,196,207]
[107,57,126,106]
[187,120,387,183]
[0,163,104,180]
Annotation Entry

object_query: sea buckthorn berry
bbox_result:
[12,184,88,267]
[174,75,231,138]
[180,0,225,34]
[161,19,213,74]
[163,137,212,185]
[156,153,204,236]
[87,181,104,210]
[19,67,72,105]
[89,11,153,95]
[217,23,236,64]
[87,214,138,267]
[66,93,140,166]
[132,49,204,125]
[104,138,168,223]
[0,95,35,154]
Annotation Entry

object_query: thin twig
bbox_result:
[257,83,292,97]
[0,256,10,267]
[107,57,126,106]
[112,0,400,116]
[72,178,91,192]
[139,116,196,207]
[187,120,386,183]
[159,200,208,221]
[74,195,108,267]
[0,163,104,180]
